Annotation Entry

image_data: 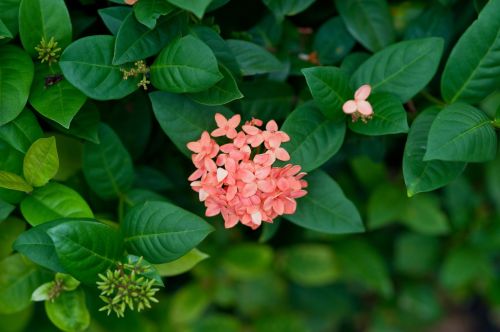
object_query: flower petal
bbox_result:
[354,84,371,101]
[357,100,373,116]
[214,113,227,128]
[342,100,357,114]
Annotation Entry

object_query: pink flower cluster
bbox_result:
[187,114,308,230]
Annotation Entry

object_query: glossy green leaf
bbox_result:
[29,63,86,129]
[155,249,209,277]
[13,220,66,272]
[0,254,51,314]
[0,171,32,193]
[52,134,83,182]
[151,35,222,93]
[0,109,43,154]
[0,0,21,37]
[23,137,59,187]
[281,102,346,172]
[340,52,370,76]
[404,4,453,47]
[262,0,315,19]
[52,102,100,144]
[441,0,500,104]
[134,166,173,192]
[302,66,352,119]
[313,17,356,65]
[348,93,409,135]
[226,39,282,76]
[351,38,444,102]
[113,12,185,65]
[134,0,175,29]
[286,170,364,234]
[149,91,233,157]
[45,289,90,332]
[82,123,134,199]
[335,0,395,52]
[188,65,243,106]
[98,6,132,35]
[0,142,25,204]
[18,0,72,56]
[403,107,466,196]
[0,199,15,222]
[280,244,339,286]
[425,103,497,162]
[20,182,93,226]
[59,35,139,100]
[0,45,34,126]
[123,201,214,263]
[0,217,25,259]
[167,0,211,19]
[48,220,124,283]
[0,19,13,42]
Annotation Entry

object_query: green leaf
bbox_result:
[0,217,25,259]
[59,35,139,100]
[18,0,72,56]
[0,45,34,126]
[226,39,282,76]
[280,244,339,286]
[395,233,439,276]
[348,93,409,135]
[403,107,466,196]
[440,247,492,289]
[335,0,395,52]
[134,166,173,192]
[0,254,51,314]
[188,64,243,106]
[155,248,209,277]
[441,0,500,104]
[134,0,175,29]
[402,194,449,235]
[29,63,86,129]
[23,137,59,187]
[82,123,134,199]
[0,109,43,154]
[403,4,453,47]
[150,35,222,93]
[0,199,15,222]
[222,244,273,279]
[313,17,356,65]
[302,66,352,119]
[20,182,93,226]
[124,189,168,214]
[45,289,90,332]
[52,102,100,144]
[98,6,132,35]
[281,102,346,172]
[0,0,21,37]
[52,134,83,182]
[122,201,214,263]
[48,220,124,283]
[424,103,497,162]
[0,19,13,42]
[262,0,315,19]
[13,220,67,272]
[367,184,408,229]
[286,170,364,234]
[167,0,211,19]
[31,282,53,302]
[169,284,211,325]
[0,142,25,204]
[149,91,233,157]
[351,38,444,102]
[0,171,32,193]
[113,12,185,65]
[340,52,370,76]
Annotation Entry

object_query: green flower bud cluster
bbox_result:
[97,256,160,318]
[120,60,150,90]
[34,37,62,65]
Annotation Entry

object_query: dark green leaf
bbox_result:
[0,0,21,37]
[52,102,100,144]
[402,194,449,235]
[313,17,355,65]
[226,39,282,76]
[262,0,315,19]
[134,0,175,29]
[167,0,211,19]
[188,65,243,106]
[0,217,25,259]
[0,199,15,222]
[98,6,132,35]
[0,109,42,154]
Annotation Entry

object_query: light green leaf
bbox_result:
[335,0,395,52]
[0,171,32,193]
[348,93,409,135]
[98,6,132,35]
[425,103,497,162]
[134,0,175,29]
[20,182,93,226]
[169,284,211,325]
[0,109,43,154]
[149,91,233,157]
[262,0,315,19]
[402,194,449,235]
[441,0,500,104]
[403,107,466,196]
[281,102,346,172]
[23,137,59,187]
[314,17,356,65]
[151,35,222,93]
[59,35,139,100]
[0,45,34,126]
[286,170,364,234]
[302,66,352,119]
[155,248,209,277]
[351,38,444,102]
[222,244,273,279]
[82,123,134,199]
[167,0,211,19]
[31,282,53,302]
[226,39,282,76]
[18,0,72,56]
[45,289,90,332]
[48,220,124,284]
[123,201,214,263]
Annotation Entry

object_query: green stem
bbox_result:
[420,90,446,106]
[492,120,500,129]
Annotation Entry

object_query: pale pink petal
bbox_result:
[354,84,371,101]
[283,198,297,214]
[266,120,278,132]
[226,185,237,201]
[238,169,255,183]
[211,128,226,137]
[242,125,260,135]
[342,100,357,114]
[357,100,373,116]
[187,141,201,153]
[275,147,290,161]
[214,113,228,128]
[242,183,258,197]
[273,199,285,215]
[257,180,275,193]
[223,214,239,228]
[216,168,228,182]
[206,205,221,217]
[200,131,211,144]
[228,114,241,128]
[268,135,282,149]
[226,128,238,139]
[255,166,271,179]
[199,189,209,201]
[251,211,262,226]
[188,169,204,181]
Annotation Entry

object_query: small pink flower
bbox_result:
[124,0,138,5]
[211,113,241,139]
[342,84,374,123]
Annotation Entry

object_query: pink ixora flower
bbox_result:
[187,113,308,230]
[342,84,374,123]
[124,0,138,4]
